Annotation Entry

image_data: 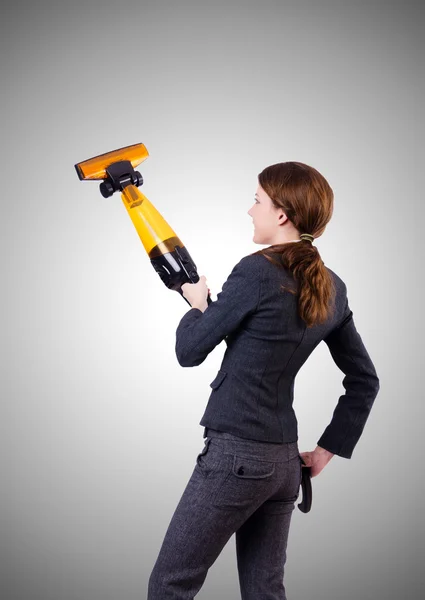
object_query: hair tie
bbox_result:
[299,233,314,243]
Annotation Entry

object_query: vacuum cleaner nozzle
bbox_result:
[74,142,149,182]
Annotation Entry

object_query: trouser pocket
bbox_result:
[212,454,276,511]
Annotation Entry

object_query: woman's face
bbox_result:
[247,184,286,244]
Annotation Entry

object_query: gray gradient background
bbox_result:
[1,0,424,598]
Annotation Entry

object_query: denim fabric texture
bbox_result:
[175,250,380,459]
[147,428,303,600]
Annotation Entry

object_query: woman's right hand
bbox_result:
[300,446,334,477]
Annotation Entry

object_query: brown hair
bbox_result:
[251,161,336,328]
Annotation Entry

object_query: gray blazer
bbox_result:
[175,249,380,459]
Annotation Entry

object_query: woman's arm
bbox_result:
[175,255,261,367]
[316,294,380,459]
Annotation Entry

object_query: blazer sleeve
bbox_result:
[316,291,380,459]
[175,254,261,367]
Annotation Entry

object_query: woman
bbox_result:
[147,161,380,599]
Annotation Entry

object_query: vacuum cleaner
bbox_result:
[74,142,312,513]
[74,142,211,308]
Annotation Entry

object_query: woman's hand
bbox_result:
[181,276,210,312]
[300,445,334,477]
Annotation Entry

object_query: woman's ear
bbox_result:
[277,212,289,225]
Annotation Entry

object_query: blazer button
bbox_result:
[237,466,244,475]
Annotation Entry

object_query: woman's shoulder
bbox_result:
[238,251,348,292]
[232,251,267,270]
[324,265,347,292]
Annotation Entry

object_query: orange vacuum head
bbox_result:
[74,142,149,197]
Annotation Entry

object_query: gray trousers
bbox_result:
[147,427,303,599]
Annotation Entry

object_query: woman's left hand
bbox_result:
[181,276,210,310]
[299,446,334,477]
